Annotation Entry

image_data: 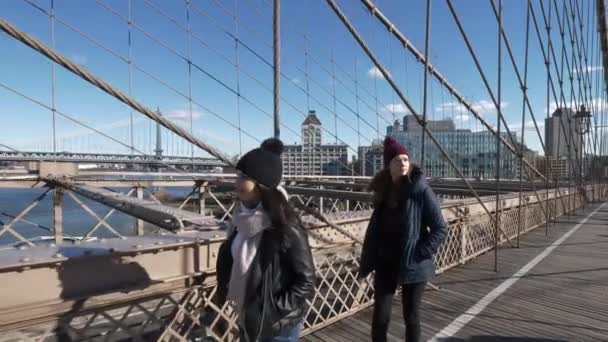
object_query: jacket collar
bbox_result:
[400,165,427,197]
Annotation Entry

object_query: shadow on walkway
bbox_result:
[437,337,567,342]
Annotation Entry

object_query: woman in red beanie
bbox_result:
[359,137,447,342]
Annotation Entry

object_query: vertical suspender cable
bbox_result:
[325,0,515,245]
[494,0,502,272]
[186,0,194,166]
[544,0,553,234]
[517,1,532,248]
[421,0,431,169]
[273,0,281,138]
[234,0,243,156]
[128,0,134,156]
[51,0,57,153]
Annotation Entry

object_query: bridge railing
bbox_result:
[2,175,584,247]
[1,184,606,341]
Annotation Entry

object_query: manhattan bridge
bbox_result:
[1,0,608,341]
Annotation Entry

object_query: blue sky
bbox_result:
[1,0,605,159]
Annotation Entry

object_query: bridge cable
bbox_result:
[0,82,199,176]
[242,0,397,147]
[446,0,551,191]
[562,0,591,203]
[564,0,589,209]
[517,1,532,248]
[486,0,560,218]
[359,0,548,184]
[0,18,234,165]
[544,0,553,233]
[530,2,588,205]
[186,0,194,165]
[2,6,372,245]
[360,0,571,228]
[234,0,244,156]
[0,143,19,152]
[248,2,400,172]
[247,0,395,130]
[494,0,503,271]
[50,0,57,153]
[127,0,134,156]
[132,0,375,176]
[549,0,587,212]
[324,0,516,246]
[421,0,431,168]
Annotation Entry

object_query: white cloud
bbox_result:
[367,66,391,80]
[291,77,301,84]
[545,97,608,115]
[14,116,145,146]
[15,106,204,147]
[572,65,602,75]
[165,109,204,121]
[58,117,144,139]
[193,128,233,146]
[508,120,545,132]
[471,125,491,133]
[70,53,88,65]
[383,103,409,114]
[435,100,509,116]
[455,114,470,122]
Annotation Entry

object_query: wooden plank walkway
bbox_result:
[303,202,608,342]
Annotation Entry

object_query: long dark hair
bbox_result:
[258,185,299,229]
[256,185,301,250]
[368,164,416,207]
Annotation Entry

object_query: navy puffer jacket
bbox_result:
[359,166,447,284]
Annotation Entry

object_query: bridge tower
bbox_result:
[154,108,163,160]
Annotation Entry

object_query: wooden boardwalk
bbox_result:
[303,202,608,342]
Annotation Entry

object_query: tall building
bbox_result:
[358,140,384,176]
[545,108,583,162]
[282,111,348,176]
[534,157,571,180]
[386,120,402,135]
[388,115,521,179]
[402,115,455,132]
[302,112,322,148]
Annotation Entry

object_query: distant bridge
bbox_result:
[0,150,225,167]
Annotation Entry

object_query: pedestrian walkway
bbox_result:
[303,202,608,342]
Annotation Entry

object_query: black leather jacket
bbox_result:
[215,223,315,341]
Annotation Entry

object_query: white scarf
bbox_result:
[227,202,271,312]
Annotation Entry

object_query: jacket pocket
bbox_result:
[413,240,434,262]
[401,240,416,268]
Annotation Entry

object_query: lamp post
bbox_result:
[574,105,592,205]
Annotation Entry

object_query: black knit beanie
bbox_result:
[236,138,284,189]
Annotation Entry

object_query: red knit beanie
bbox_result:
[383,136,410,168]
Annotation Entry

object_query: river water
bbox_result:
[0,187,193,246]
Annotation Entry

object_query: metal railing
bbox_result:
[1,184,605,341]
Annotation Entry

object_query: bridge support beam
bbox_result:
[198,183,206,215]
[39,162,78,177]
[53,188,63,244]
[136,187,144,236]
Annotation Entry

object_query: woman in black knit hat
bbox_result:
[215,138,315,342]
[360,137,447,342]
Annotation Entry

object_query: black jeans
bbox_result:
[371,269,426,342]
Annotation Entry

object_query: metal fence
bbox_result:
[2,184,605,341]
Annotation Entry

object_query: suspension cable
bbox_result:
[360,0,547,183]
[325,0,515,245]
[0,17,233,164]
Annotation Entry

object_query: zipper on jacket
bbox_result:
[254,267,271,341]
